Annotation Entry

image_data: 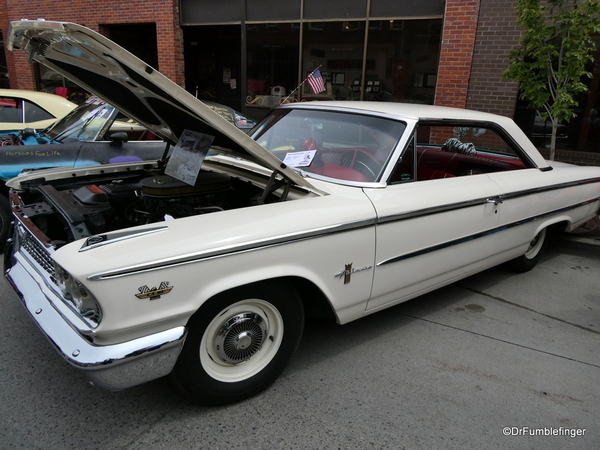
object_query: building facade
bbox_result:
[0,0,185,90]
[1,0,598,153]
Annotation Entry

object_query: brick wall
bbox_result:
[434,0,523,119]
[0,0,185,89]
[466,0,522,117]
[434,0,481,109]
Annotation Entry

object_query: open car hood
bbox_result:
[8,20,314,190]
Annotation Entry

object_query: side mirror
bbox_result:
[21,128,36,138]
[109,132,129,147]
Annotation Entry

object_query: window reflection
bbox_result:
[366,19,442,104]
[303,22,365,101]
[300,19,442,103]
[247,24,300,107]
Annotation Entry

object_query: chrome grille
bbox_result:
[18,224,57,283]
[14,221,101,328]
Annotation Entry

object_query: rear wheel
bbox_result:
[170,281,304,405]
[510,228,548,272]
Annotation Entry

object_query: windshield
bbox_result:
[45,98,115,142]
[252,109,406,183]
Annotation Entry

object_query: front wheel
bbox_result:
[170,281,304,405]
[510,228,548,273]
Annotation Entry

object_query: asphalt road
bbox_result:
[1,236,598,450]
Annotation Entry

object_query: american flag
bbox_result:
[307,68,326,94]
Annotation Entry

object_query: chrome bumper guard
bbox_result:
[4,234,186,391]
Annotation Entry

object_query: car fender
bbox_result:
[51,191,377,342]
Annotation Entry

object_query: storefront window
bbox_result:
[302,21,366,101]
[246,23,300,110]
[184,26,242,111]
[366,19,442,104]
[182,16,442,111]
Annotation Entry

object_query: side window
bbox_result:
[0,97,23,123]
[389,138,415,183]
[391,124,528,183]
[23,99,53,122]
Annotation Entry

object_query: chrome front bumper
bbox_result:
[4,238,186,391]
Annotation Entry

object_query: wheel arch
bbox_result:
[184,275,338,328]
[532,217,570,236]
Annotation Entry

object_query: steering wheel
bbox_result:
[341,149,382,181]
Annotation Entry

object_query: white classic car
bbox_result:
[5,21,600,406]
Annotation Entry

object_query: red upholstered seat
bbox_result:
[308,163,368,182]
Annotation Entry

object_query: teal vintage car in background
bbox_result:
[0,96,256,245]
[0,96,168,245]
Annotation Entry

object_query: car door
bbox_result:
[363,123,529,312]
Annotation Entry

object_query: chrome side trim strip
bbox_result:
[377,176,600,225]
[88,179,600,280]
[87,178,600,281]
[378,197,599,267]
[377,197,493,224]
[377,227,499,266]
[501,177,600,201]
[87,218,377,280]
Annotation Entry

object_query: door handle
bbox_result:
[486,196,504,205]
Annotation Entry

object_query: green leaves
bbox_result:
[503,0,600,157]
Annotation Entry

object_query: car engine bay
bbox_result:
[13,166,284,249]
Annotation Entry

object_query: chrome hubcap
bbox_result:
[214,312,267,364]
[201,299,284,382]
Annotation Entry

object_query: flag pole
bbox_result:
[281,65,321,104]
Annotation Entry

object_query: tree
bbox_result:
[504,0,600,159]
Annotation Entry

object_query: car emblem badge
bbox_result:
[136,282,173,300]
[335,263,372,284]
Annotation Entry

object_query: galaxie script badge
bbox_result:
[335,263,373,284]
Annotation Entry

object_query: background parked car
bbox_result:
[0,88,75,131]
[203,101,257,132]
[0,97,257,246]
[0,96,169,246]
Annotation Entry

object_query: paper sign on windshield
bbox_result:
[282,150,316,167]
